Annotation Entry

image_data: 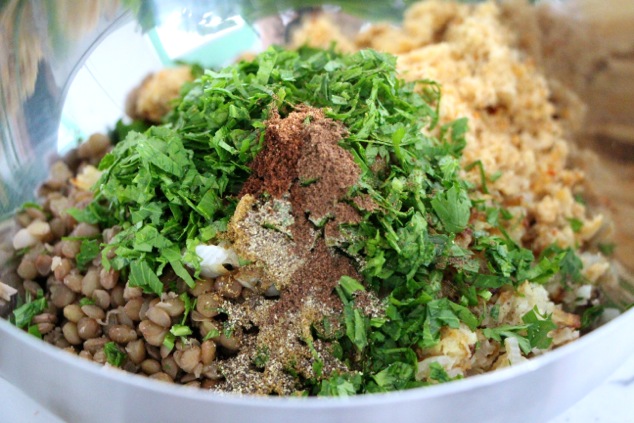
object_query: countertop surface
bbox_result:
[2,353,634,423]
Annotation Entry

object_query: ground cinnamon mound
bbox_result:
[295,113,359,223]
[240,108,304,198]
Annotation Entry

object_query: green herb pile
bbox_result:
[68,46,589,395]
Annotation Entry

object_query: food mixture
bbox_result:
[1,0,619,396]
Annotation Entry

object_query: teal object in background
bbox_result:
[148,16,259,68]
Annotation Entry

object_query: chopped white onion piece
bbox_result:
[601,307,621,324]
[504,337,528,366]
[0,280,18,302]
[195,244,239,278]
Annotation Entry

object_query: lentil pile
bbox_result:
[2,0,619,397]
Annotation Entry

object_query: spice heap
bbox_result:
[219,107,379,394]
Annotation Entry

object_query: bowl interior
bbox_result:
[1,1,634,421]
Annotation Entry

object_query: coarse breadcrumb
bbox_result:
[291,0,605,252]
[127,66,194,123]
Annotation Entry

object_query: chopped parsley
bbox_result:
[483,307,557,354]
[79,297,96,306]
[104,342,127,367]
[12,291,47,330]
[75,239,100,271]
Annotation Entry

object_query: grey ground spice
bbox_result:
[229,194,305,292]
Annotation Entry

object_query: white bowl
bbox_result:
[1,1,634,422]
[2,309,634,423]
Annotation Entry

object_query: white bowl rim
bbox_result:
[2,303,633,409]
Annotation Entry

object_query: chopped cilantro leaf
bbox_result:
[170,324,193,337]
[163,332,175,350]
[202,328,220,341]
[253,346,270,369]
[67,207,100,225]
[464,160,489,194]
[27,324,42,339]
[428,362,461,383]
[489,304,500,321]
[522,308,557,351]
[79,297,95,306]
[339,276,366,298]
[343,302,368,352]
[20,202,43,212]
[372,362,416,391]
[318,373,363,397]
[128,259,163,295]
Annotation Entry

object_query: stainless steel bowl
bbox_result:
[1,1,633,422]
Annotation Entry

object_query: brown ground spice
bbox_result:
[220,106,379,394]
[294,114,359,223]
[240,108,304,199]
